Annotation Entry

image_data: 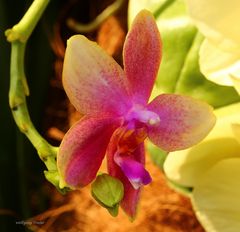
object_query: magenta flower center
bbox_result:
[110,104,161,189]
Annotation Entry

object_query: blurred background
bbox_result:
[0,0,211,231]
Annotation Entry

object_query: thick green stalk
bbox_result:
[5,0,50,42]
[6,0,62,189]
[9,41,58,168]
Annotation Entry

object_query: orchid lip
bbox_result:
[114,153,152,189]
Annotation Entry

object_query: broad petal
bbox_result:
[192,158,240,232]
[147,94,216,151]
[63,35,131,116]
[232,123,240,144]
[199,39,240,91]
[186,0,240,52]
[57,116,121,188]
[185,0,240,95]
[123,10,162,104]
[107,131,145,218]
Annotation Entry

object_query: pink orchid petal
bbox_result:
[147,94,216,151]
[63,35,131,116]
[114,155,152,189]
[107,129,146,218]
[123,10,162,104]
[57,116,121,188]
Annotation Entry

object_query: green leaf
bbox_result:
[91,173,124,217]
[191,158,240,232]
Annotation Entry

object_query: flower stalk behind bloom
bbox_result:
[57,10,216,218]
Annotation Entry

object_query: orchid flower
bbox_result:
[164,102,240,232]
[185,0,240,94]
[57,10,215,218]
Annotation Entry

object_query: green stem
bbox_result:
[5,0,50,42]
[6,0,63,190]
[67,0,124,33]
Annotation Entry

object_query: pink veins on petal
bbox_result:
[57,9,216,218]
